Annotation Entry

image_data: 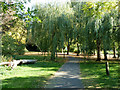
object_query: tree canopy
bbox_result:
[1,0,120,60]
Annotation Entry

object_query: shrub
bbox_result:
[1,55,12,63]
[73,48,78,53]
[70,47,74,52]
[2,34,25,55]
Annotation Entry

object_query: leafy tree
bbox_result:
[101,13,112,60]
[2,33,25,55]
[30,3,74,60]
[1,0,40,56]
[80,1,118,61]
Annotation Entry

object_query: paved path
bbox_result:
[45,56,84,88]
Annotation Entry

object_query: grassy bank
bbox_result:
[0,55,65,88]
[80,61,120,88]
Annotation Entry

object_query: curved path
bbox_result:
[45,56,84,88]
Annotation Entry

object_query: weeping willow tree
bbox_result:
[30,3,74,60]
[70,1,118,58]
[77,1,118,61]
[111,9,119,58]
[72,2,97,57]
[28,1,118,61]
[100,13,112,60]
[71,1,117,76]
[72,2,86,56]
[70,1,118,60]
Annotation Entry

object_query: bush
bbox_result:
[1,55,12,63]
[2,34,25,55]
[70,47,74,52]
[73,48,78,53]
[16,44,25,55]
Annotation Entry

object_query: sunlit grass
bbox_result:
[80,61,120,88]
[0,55,65,88]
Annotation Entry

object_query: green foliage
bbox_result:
[1,55,11,63]
[73,48,78,53]
[26,1,119,59]
[101,13,112,50]
[2,33,25,55]
[0,0,41,56]
[29,3,74,60]
[0,0,40,33]
[71,1,118,58]
[1,1,118,60]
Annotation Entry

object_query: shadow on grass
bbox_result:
[1,62,61,88]
[19,61,63,69]
[1,60,64,88]
[13,55,50,61]
[2,76,47,88]
[13,55,64,69]
[80,62,120,88]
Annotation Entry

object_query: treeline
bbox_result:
[29,1,120,61]
[1,1,120,61]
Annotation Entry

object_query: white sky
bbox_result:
[25,0,70,10]
[24,0,117,10]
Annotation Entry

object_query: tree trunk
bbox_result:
[67,40,70,55]
[51,51,55,60]
[47,51,50,57]
[56,51,57,58]
[113,44,116,58]
[118,54,119,58]
[93,50,95,55]
[96,39,101,61]
[105,61,110,76]
[77,43,80,56]
[43,52,46,59]
[62,48,64,54]
[64,51,65,58]
[118,48,120,58]
[117,42,120,58]
[51,34,56,61]
[104,49,107,60]
[51,45,55,61]
[118,1,120,59]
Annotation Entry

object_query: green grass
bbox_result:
[80,61,120,88]
[13,55,50,61]
[0,55,65,88]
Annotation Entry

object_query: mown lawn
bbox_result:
[80,61,120,88]
[0,55,65,88]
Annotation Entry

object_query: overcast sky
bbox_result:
[24,0,116,10]
[24,0,70,10]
